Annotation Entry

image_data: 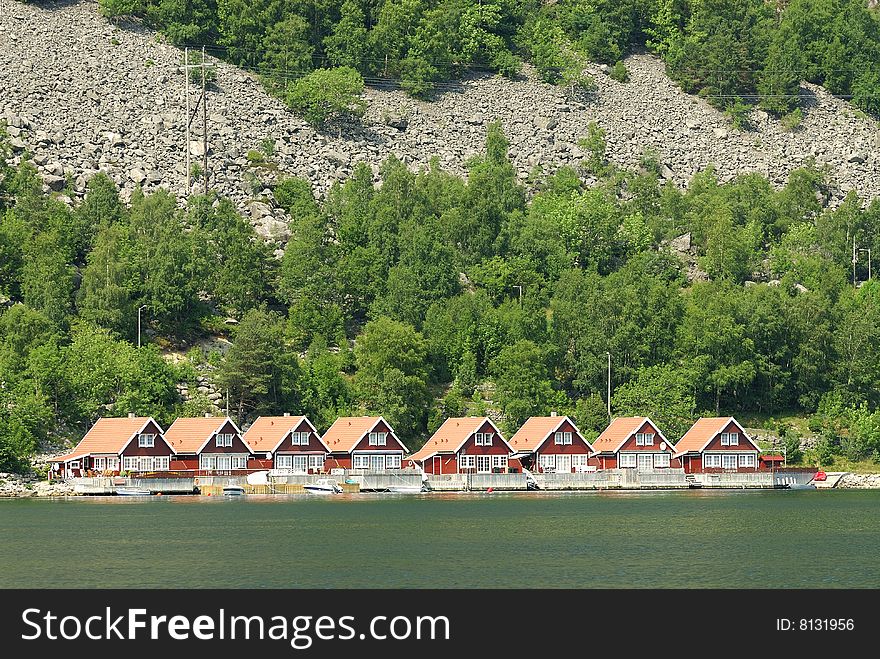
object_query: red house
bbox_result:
[507,415,594,474]
[408,417,512,474]
[50,415,173,478]
[591,417,677,471]
[674,417,761,473]
[164,415,251,474]
[322,416,408,471]
[243,414,328,474]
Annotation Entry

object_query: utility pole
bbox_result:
[184,46,190,196]
[606,351,612,421]
[513,285,522,306]
[137,305,147,348]
[859,248,872,282]
[182,46,215,196]
[202,45,209,194]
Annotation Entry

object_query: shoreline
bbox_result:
[4,471,880,498]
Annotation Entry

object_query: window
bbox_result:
[492,455,508,471]
[722,454,738,469]
[654,453,670,468]
[704,454,722,468]
[572,455,589,467]
[739,454,755,468]
[123,456,137,470]
[458,454,475,470]
[216,433,233,447]
[155,456,169,471]
[474,433,492,446]
[137,456,154,471]
[563,432,572,445]
[539,454,556,471]
[309,455,324,471]
[94,457,106,471]
[476,455,492,473]
[554,432,564,445]
[619,453,637,468]
[276,455,292,469]
[387,454,402,469]
[635,433,654,446]
[720,432,740,446]
[292,455,308,472]
[200,455,217,471]
[292,432,309,446]
[138,433,155,448]
[232,456,247,470]
[107,457,119,471]
[368,432,387,446]
[353,454,370,469]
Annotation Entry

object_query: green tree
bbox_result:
[77,223,137,340]
[324,0,368,69]
[491,339,562,433]
[612,364,697,441]
[285,66,366,129]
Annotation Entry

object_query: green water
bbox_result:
[1,490,878,588]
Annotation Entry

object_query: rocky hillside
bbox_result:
[2,0,879,243]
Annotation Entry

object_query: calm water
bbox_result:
[1,490,879,588]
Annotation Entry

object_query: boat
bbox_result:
[304,478,343,495]
[115,486,151,496]
[386,484,426,494]
[222,485,246,496]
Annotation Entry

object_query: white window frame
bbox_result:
[155,456,169,471]
[572,454,589,470]
[704,454,721,468]
[539,454,556,472]
[654,453,670,468]
[386,454,402,469]
[232,455,247,470]
[138,433,156,448]
[739,454,755,468]
[276,454,293,470]
[353,454,370,469]
[309,455,324,471]
[722,454,738,469]
[458,454,476,471]
[476,455,492,473]
[554,432,564,445]
[123,456,137,470]
[107,457,119,471]
[491,455,508,472]
[292,432,309,446]
[563,432,572,445]
[635,433,654,446]
[619,453,637,468]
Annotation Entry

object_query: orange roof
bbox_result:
[592,417,664,454]
[322,416,407,453]
[508,416,591,452]
[51,417,159,461]
[243,415,326,452]
[674,417,758,456]
[164,416,237,453]
[409,417,499,462]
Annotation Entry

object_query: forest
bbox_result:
[88,0,880,121]
[2,117,880,474]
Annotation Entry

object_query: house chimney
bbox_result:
[128,412,135,418]
[551,411,557,417]
[204,412,212,418]
[283,412,290,417]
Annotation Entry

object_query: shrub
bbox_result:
[609,61,629,83]
[285,67,365,129]
[780,108,803,132]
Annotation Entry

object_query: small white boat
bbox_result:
[386,484,426,494]
[115,486,151,496]
[222,485,246,496]
[304,478,343,495]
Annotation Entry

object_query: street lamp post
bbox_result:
[606,351,612,420]
[137,305,147,348]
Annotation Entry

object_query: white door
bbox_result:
[476,455,491,473]
[370,454,385,471]
[637,453,654,472]
[556,454,571,474]
[292,455,308,473]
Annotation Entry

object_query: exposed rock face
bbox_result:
[1,0,879,247]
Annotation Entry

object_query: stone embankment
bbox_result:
[2,0,879,247]
[0,472,76,497]
[837,473,880,489]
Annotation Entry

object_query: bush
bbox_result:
[780,108,803,132]
[725,99,753,131]
[609,61,629,83]
[285,67,365,129]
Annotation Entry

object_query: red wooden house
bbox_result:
[507,415,594,474]
[50,415,173,478]
[243,414,328,474]
[408,417,513,474]
[164,415,252,474]
[674,417,761,474]
[591,417,677,470]
[322,416,408,471]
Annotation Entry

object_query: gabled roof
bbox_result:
[51,417,162,461]
[164,416,246,454]
[322,416,408,453]
[243,415,327,453]
[508,416,592,453]
[409,417,509,463]
[591,417,669,454]
[674,417,759,456]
